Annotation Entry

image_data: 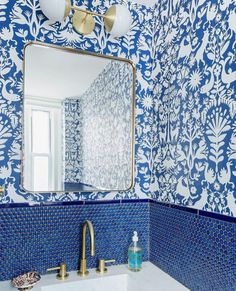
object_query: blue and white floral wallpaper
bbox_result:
[0,0,154,203]
[152,0,236,216]
[63,98,82,183]
[79,60,132,190]
[63,61,132,190]
[0,0,235,217]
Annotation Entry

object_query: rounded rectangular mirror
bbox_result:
[22,42,135,193]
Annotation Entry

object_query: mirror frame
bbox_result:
[22,41,136,193]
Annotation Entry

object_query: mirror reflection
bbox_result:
[23,43,134,192]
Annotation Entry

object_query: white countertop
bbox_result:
[0,262,189,291]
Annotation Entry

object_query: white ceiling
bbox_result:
[24,44,110,100]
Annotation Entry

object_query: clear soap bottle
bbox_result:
[128,231,142,272]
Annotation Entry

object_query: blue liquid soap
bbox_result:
[128,231,142,272]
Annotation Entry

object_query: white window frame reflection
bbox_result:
[24,97,63,191]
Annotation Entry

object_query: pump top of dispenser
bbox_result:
[132,231,139,243]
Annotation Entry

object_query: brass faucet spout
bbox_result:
[82,220,95,258]
[78,220,95,276]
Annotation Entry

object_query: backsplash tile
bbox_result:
[150,201,236,291]
[0,201,149,281]
[1,199,235,291]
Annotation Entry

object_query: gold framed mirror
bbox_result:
[22,42,135,193]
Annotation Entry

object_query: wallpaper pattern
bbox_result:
[0,0,154,202]
[79,60,132,190]
[63,98,82,183]
[63,61,132,190]
[152,0,236,216]
[0,0,235,216]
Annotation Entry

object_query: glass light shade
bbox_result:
[107,5,132,38]
[39,0,71,22]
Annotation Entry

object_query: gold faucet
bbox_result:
[47,262,69,280]
[78,220,95,276]
[96,259,116,274]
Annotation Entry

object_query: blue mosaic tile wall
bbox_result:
[150,201,236,291]
[1,198,235,289]
[0,201,149,281]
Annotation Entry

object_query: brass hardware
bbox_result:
[70,4,116,35]
[72,11,95,35]
[47,262,69,280]
[96,259,116,274]
[64,0,71,19]
[78,220,95,276]
[40,0,131,36]
[104,6,116,33]
[0,185,4,196]
[71,6,105,18]
[73,5,116,33]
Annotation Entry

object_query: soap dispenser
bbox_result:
[128,231,142,271]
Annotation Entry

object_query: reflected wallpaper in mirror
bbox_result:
[23,42,135,193]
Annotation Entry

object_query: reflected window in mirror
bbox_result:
[24,97,63,191]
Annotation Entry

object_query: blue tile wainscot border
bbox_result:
[1,199,235,224]
[150,200,236,291]
[150,200,236,224]
[0,199,235,290]
[0,199,151,208]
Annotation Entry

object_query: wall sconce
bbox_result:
[39,0,132,37]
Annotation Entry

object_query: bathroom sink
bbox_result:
[0,262,188,291]
[41,274,128,291]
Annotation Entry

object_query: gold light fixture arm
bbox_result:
[71,6,106,18]
[71,5,113,35]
